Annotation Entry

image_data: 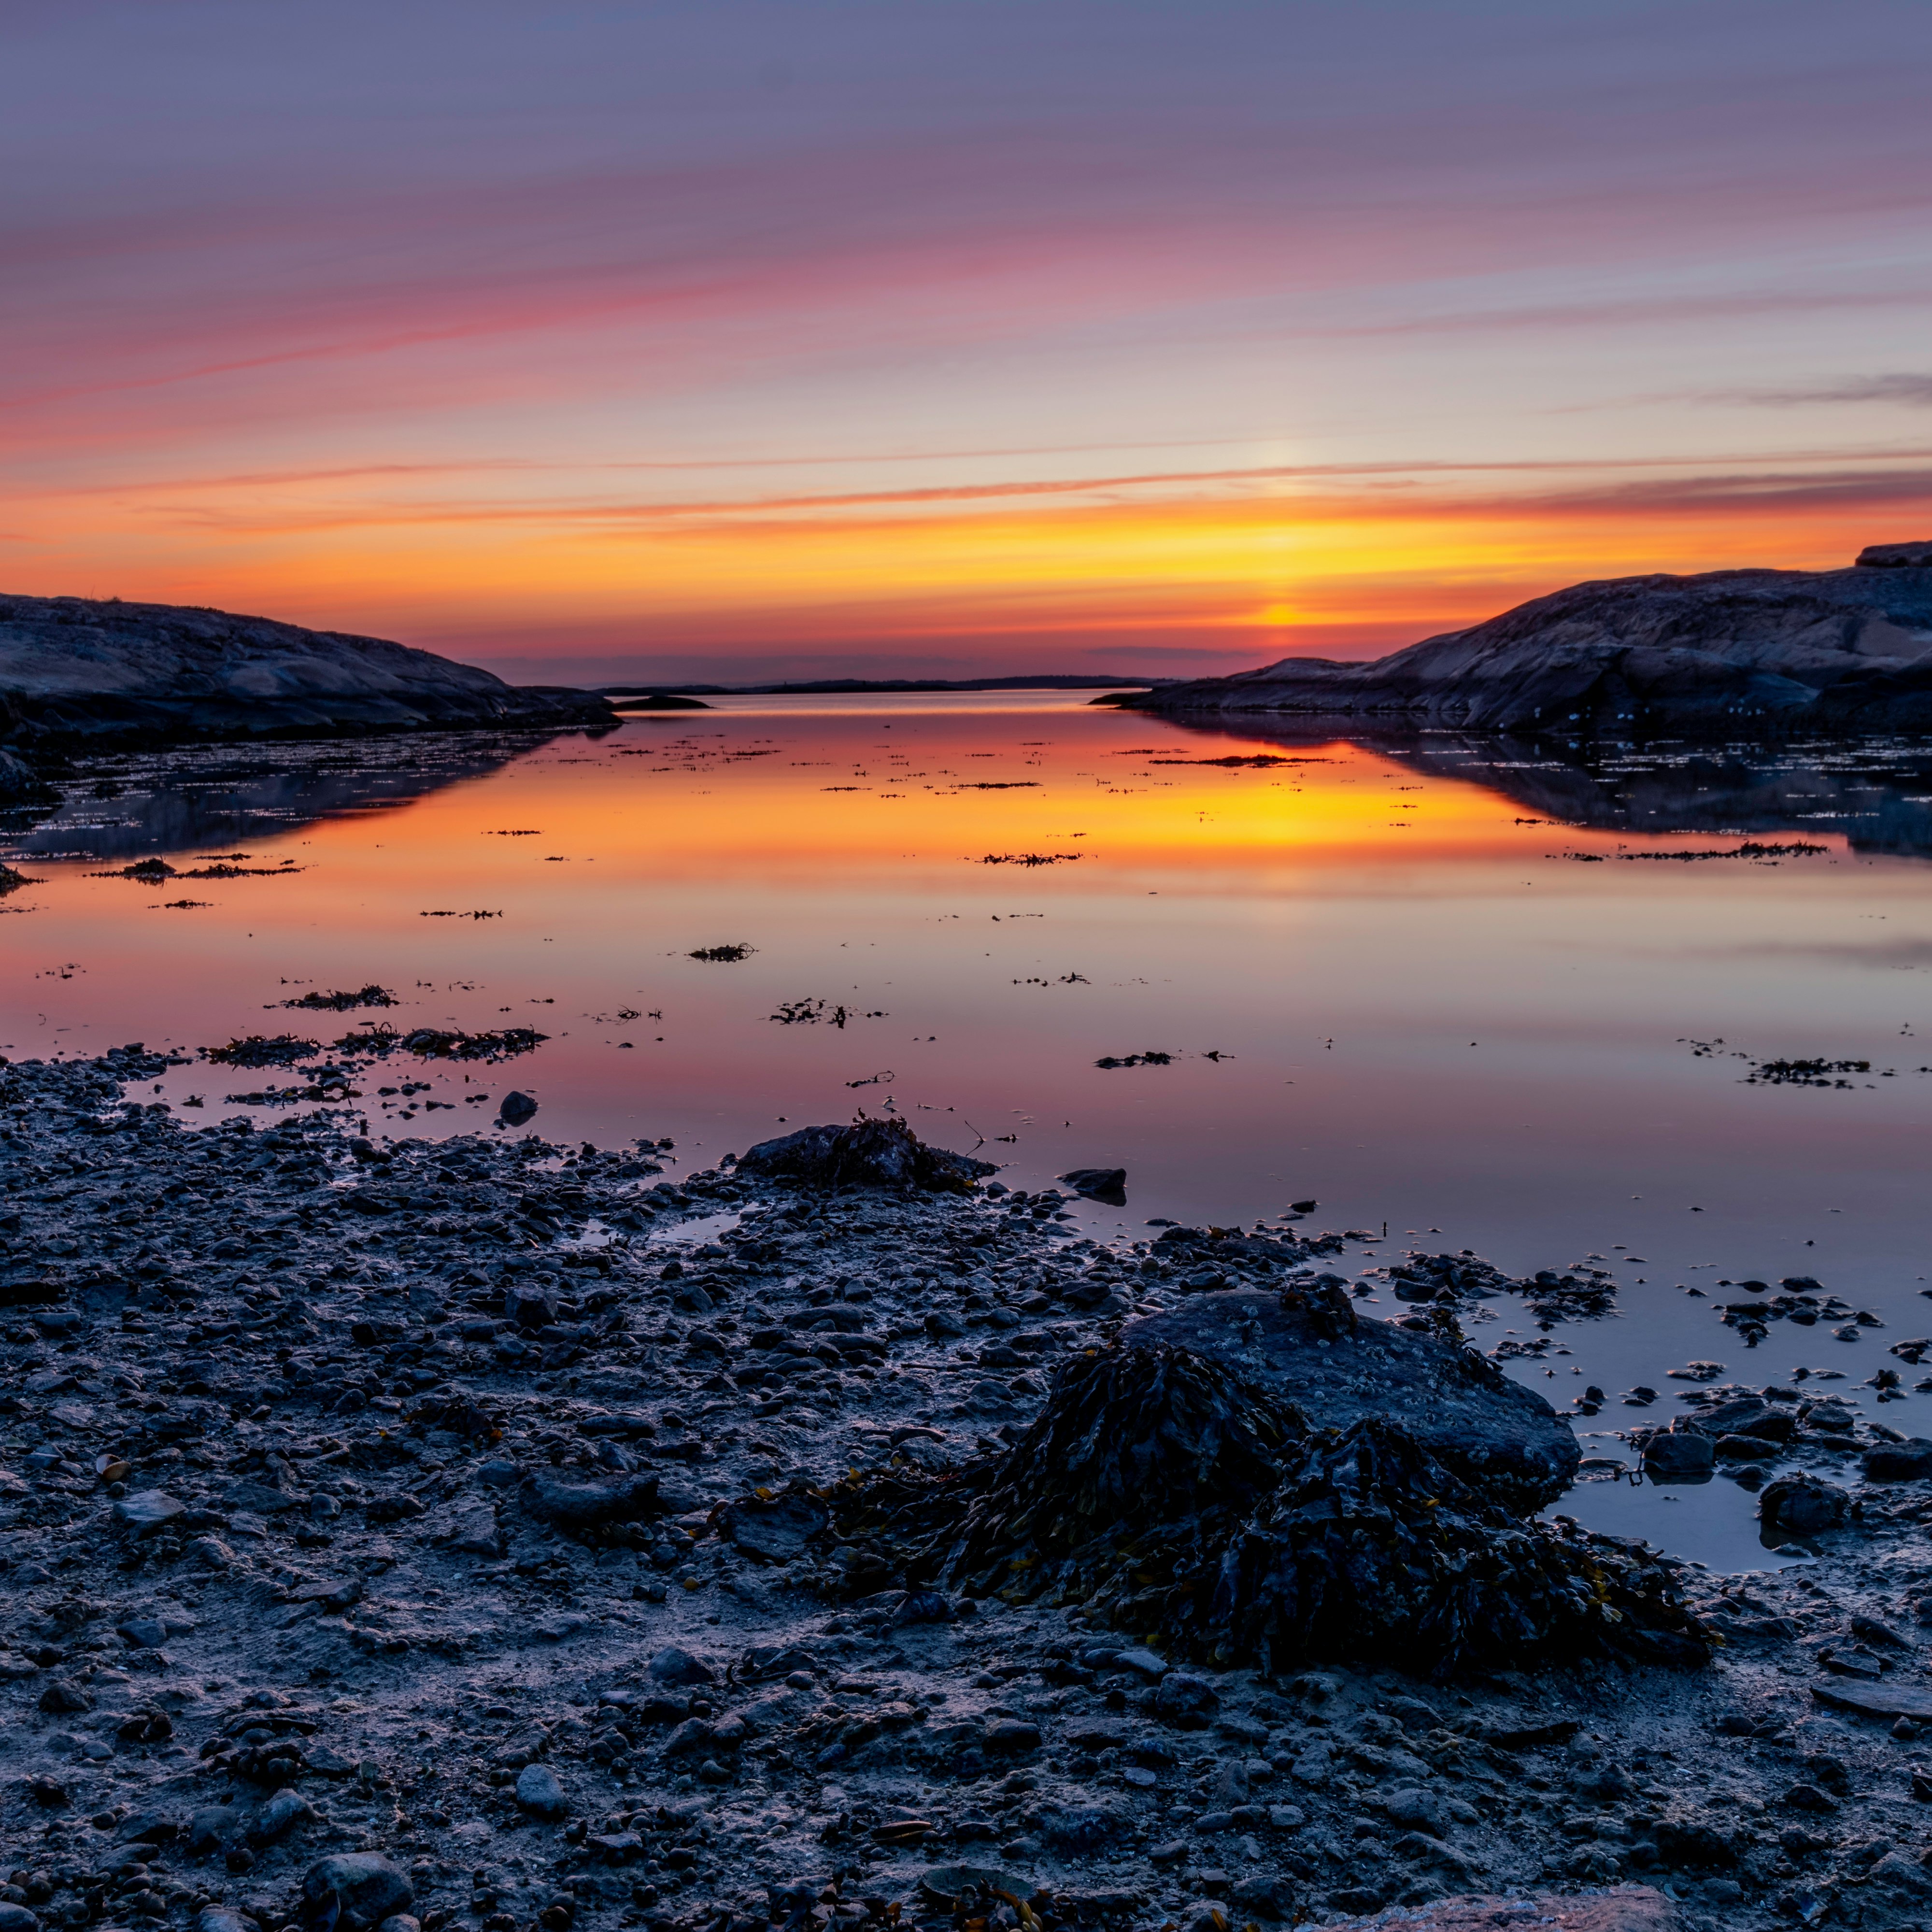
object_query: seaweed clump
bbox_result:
[735,1116,994,1193]
[807,1338,1710,1681]
[205,1034,321,1068]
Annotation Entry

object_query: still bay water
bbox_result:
[9,691,1932,1569]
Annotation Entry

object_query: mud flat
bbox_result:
[6,1060,1932,1932]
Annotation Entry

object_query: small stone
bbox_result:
[1113,1647,1169,1678]
[247,1786,315,1846]
[112,1490,185,1536]
[188,1805,242,1855]
[1381,1787,1447,1837]
[1782,1783,1838,1814]
[186,1536,235,1570]
[303,1852,414,1929]
[514,1763,567,1820]
[1153,1673,1220,1728]
[499,1092,539,1126]
[36,1681,89,1714]
[649,1645,715,1686]
[0,1905,40,1932]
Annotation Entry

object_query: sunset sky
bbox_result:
[8,0,1932,684]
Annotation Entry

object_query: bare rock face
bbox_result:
[1139,546,1932,735]
[1121,1289,1580,1508]
[1858,538,1932,568]
[0,593,613,743]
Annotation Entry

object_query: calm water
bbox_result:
[10,692,1932,1569]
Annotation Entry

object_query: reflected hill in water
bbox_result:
[3,727,588,860]
[1163,718,1932,859]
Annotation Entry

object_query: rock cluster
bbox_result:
[5,1056,1932,1931]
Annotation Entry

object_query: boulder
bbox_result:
[1760,1475,1849,1536]
[302,1853,413,1932]
[1863,1437,1932,1481]
[1122,1289,1580,1508]
[1060,1166,1127,1205]
[1641,1425,1715,1481]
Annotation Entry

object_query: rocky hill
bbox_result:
[0,594,614,750]
[1139,540,1932,734]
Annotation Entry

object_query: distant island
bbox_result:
[602,673,1159,698]
[0,593,615,770]
[1132,539,1932,735]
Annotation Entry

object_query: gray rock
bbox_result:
[1121,1290,1579,1507]
[1230,1876,1295,1920]
[498,1092,539,1127]
[649,1645,716,1686]
[247,1787,315,1846]
[303,1852,414,1930]
[185,1536,235,1569]
[1761,1475,1850,1536]
[1152,1673,1220,1728]
[1113,1647,1169,1678]
[199,1910,252,1932]
[117,1617,167,1649]
[1136,551,1932,737]
[187,1804,242,1854]
[112,1490,185,1536]
[1642,1424,1716,1481]
[0,1905,40,1932]
[1863,1438,1932,1481]
[513,1762,567,1820]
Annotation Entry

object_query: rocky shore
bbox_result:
[7,1054,1932,1932]
[0,597,613,799]
[1134,542,1932,738]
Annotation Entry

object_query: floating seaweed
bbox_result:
[1094,1051,1172,1068]
[279,984,397,1011]
[689,943,756,962]
[204,1034,321,1068]
[326,1024,545,1063]
[975,853,1081,866]
[1616,842,1827,861]
[1747,1057,1873,1086]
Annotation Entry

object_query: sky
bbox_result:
[7,0,1932,685]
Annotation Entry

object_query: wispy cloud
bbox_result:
[1709,373,1932,409]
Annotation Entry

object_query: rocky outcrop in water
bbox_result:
[0,594,614,746]
[1139,547,1932,735]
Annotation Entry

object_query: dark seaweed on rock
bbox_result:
[1199,1419,1709,1678]
[808,1341,1707,1681]
[942,1343,1298,1591]
[735,1116,994,1193]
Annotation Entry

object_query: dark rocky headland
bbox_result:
[1135,541,1932,737]
[6,1057,1932,1930]
[0,596,615,802]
